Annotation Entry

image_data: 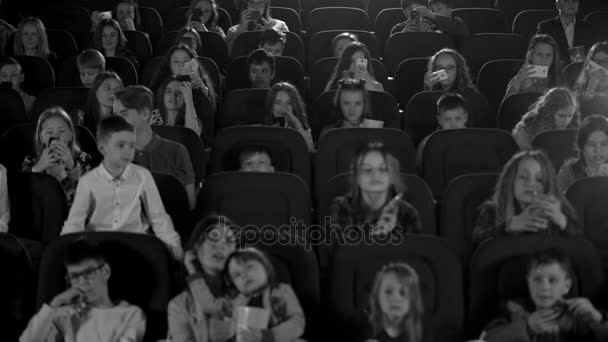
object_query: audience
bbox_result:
[247,48,275,89]
[0,57,36,114]
[325,41,384,92]
[22,107,93,206]
[573,41,608,111]
[77,49,106,88]
[321,78,378,136]
[83,71,124,133]
[505,34,564,98]
[20,237,146,341]
[259,28,285,57]
[225,0,288,53]
[557,115,608,190]
[473,150,581,246]
[0,163,8,233]
[186,0,226,38]
[174,27,203,55]
[484,248,608,342]
[512,87,579,149]
[113,85,197,210]
[391,0,469,40]
[115,0,141,32]
[92,18,139,71]
[168,214,239,342]
[12,17,56,62]
[265,82,314,151]
[239,145,275,172]
[424,48,489,127]
[61,116,183,260]
[332,32,359,58]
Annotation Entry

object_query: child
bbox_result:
[265,82,314,151]
[558,115,608,190]
[174,27,203,54]
[152,76,203,138]
[225,0,288,54]
[225,247,305,342]
[247,48,275,89]
[61,116,183,260]
[484,249,608,341]
[354,262,424,342]
[390,0,469,39]
[0,57,36,114]
[505,34,564,98]
[20,237,146,341]
[13,16,56,61]
[115,0,141,32]
[332,32,359,58]
[325,41,384,92]
[22,107,93,206]
[185,0,226,38]
[239,146,275,172]
[435,92,468,130]
[512,87,579,149]
[320,78,378,136]
[77,49,106,88]
[83,71,124,133]
[92,18,139,70]
[168,214,239,342]
[573,42,608,108]
[0,163,9,233]
[472,150,581,246]
[259,28,286,56]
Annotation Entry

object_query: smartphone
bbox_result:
[410,10,420,20]
[356,58,368,70]
[249,10,263,21]
[176,74,191,82]
[529,65,548,78]
[180,37,194,49]
[0,81,12,88]
[192,8,204,23]
[432,69,448,81]
[342,69,355,79]
[47,136,62,147]
[273,116,286,126]
[183,58,199,74]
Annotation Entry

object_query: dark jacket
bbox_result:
[536,16,599,64]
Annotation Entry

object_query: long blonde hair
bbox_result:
[518,87,580,138]
[369,262,424,342]
[13,17,50,58]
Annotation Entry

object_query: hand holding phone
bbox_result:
[356,58,368,70]
[598,163,608,176]
[429,69,448,82]
[372,193,402,235]
[529,65,549,79]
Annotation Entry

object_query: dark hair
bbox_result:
[574,41,608,98]
[527,248,573,280]
[34,106,80,157]
[115,0,142,29]
[401,0,425,12]
[264,82,309,129]
[328,41,374,90]
[114,85,154,112]
[0,56,20,71]
[187,214,239,250]
[329,78,372,127]
[83,71,124,132]
[64,237,106,267]
[77,49,106,70]
[526,34,563,88]
[259,28,286,46]
[239,145,273,166]
[426,48,475,92]
[224,247,277,296]
[187,0,220,30]
[155,76,187,125]
[237,0,272,21]
[428,0,452,7]
[436,92,467,114]
[573,114,608,166]
[97,115,134,142]
[93,19,128,55]
[174,27,202,55]
[247,48,275,74]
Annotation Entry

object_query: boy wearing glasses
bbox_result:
[20,237,146,341]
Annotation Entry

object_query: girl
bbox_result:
[321,78,376,136]
[185,0,226,38]
[152,76,204,138]
[115,0,141,32]
[83,71,124,134]
[22,107,93,206]
[150,44,217,111]
[573,42,608,112]
[264,82,314,151]
[358,262,424,342]
[424,48,489,127]
[472,150,581,246]
[0,163,8,233]
[505,34,564,98]
[168,214,239,342]
[484,249,607,342]
[224,247,305,342]
[174,27,203,55]
[325,41,384,92]
[557,115,608,191]
[225,0,288,53]
[332,32,359,58]
[512,87,580,149]
[12,17,56,61]
[92,18,139,70]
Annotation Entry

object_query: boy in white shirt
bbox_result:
[61,116,183,260]
[20,237,146,342]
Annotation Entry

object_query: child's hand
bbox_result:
[179,81,195,103]
[404,17,420,32]
[52,141,75,170]
[565,298,603,324]
[514,65,536,87]
[238,328,263,342]
[50,287,84,309]
[209,318,235,342]
[506,210,548,233]
[34,147,60,172]
[413,6,434,19]
[532,194,567,229]
[120,17,136,31]
[372,197,400,235]
[527,308,561,334]
[187,15,208,32]
[183,249,199,275]
[424,71,441,88]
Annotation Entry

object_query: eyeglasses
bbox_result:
[66,263,105,283]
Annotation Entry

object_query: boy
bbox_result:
[436,92,468,130]
[259,28,286,56]
[484,249,608,341]
[0,57,36,114]
[20,237,146,341]
[247,48,275,89]
[390,0,469,39]
[77,49,106,88]
[61,116,183,260]
[239,146,275,173]
[113,85,196,209]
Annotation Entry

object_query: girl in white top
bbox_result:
[225,0,288,54]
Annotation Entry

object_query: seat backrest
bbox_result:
[392,58,428,109]
[106,56,139,85]
[14,55,55,96]
[217,88,270,130]
[139,6,164,46]
[318,172,437,235]
[124,30,153,66]
[460,33,526,78]
[468,236,604,334]
[369,0,401,25]
[272,0,301,13]
[440,173,499,259]
[453,8,509,34]
[566,177,608,249]
[305,0,366,12]
[373,8,404,56]
[31,87,90,123]
[151,172,194,240]
[37,232,174,340]
[306,7,370,37]
[231,31,304,64]
[308,30,379,65]
[211,126,311,186]
[38,6,91,50]
[330,236,464,342]
[167,6,189,30]
[420,128,518,197]
[196,171,311,228]
[226,56,305,92]
[497,92,542,132]
[47,29,78,60]
[495,0,556,24]
[384,32,456,75]
[316,128,417,194]
[271,6,302,34]
[563,62,584,89]
[453,0,494,7]
[476,59,525,126]
[402,90,443,146]
[198,57,221,100]
[531,129,578,172]
[151,125,206,187]
[0,88,27,133]
[512,10,558,42]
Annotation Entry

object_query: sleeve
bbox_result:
[298,128,315,152]
[513,124,531,150]
[472,203,506,246]
[434,15,470,38]
[118,306,146,342]
[61,177,91,234]
[504,75,520,99]
[168,295,199,342]
[19,304,63,342]
[174,144,195,187]
[272,19,288,33]
[187,273,232,318]
[265,284,305,342]
[0,165,9,233]
[141,169,184,260]
[390,22,405,36]
[556,163,575,193]
[225,25,241,55]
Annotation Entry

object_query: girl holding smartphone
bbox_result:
[225,0,288,54]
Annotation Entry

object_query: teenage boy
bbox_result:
[247,48,275,89]
[77,49,106,88]
[391,0,470,39]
